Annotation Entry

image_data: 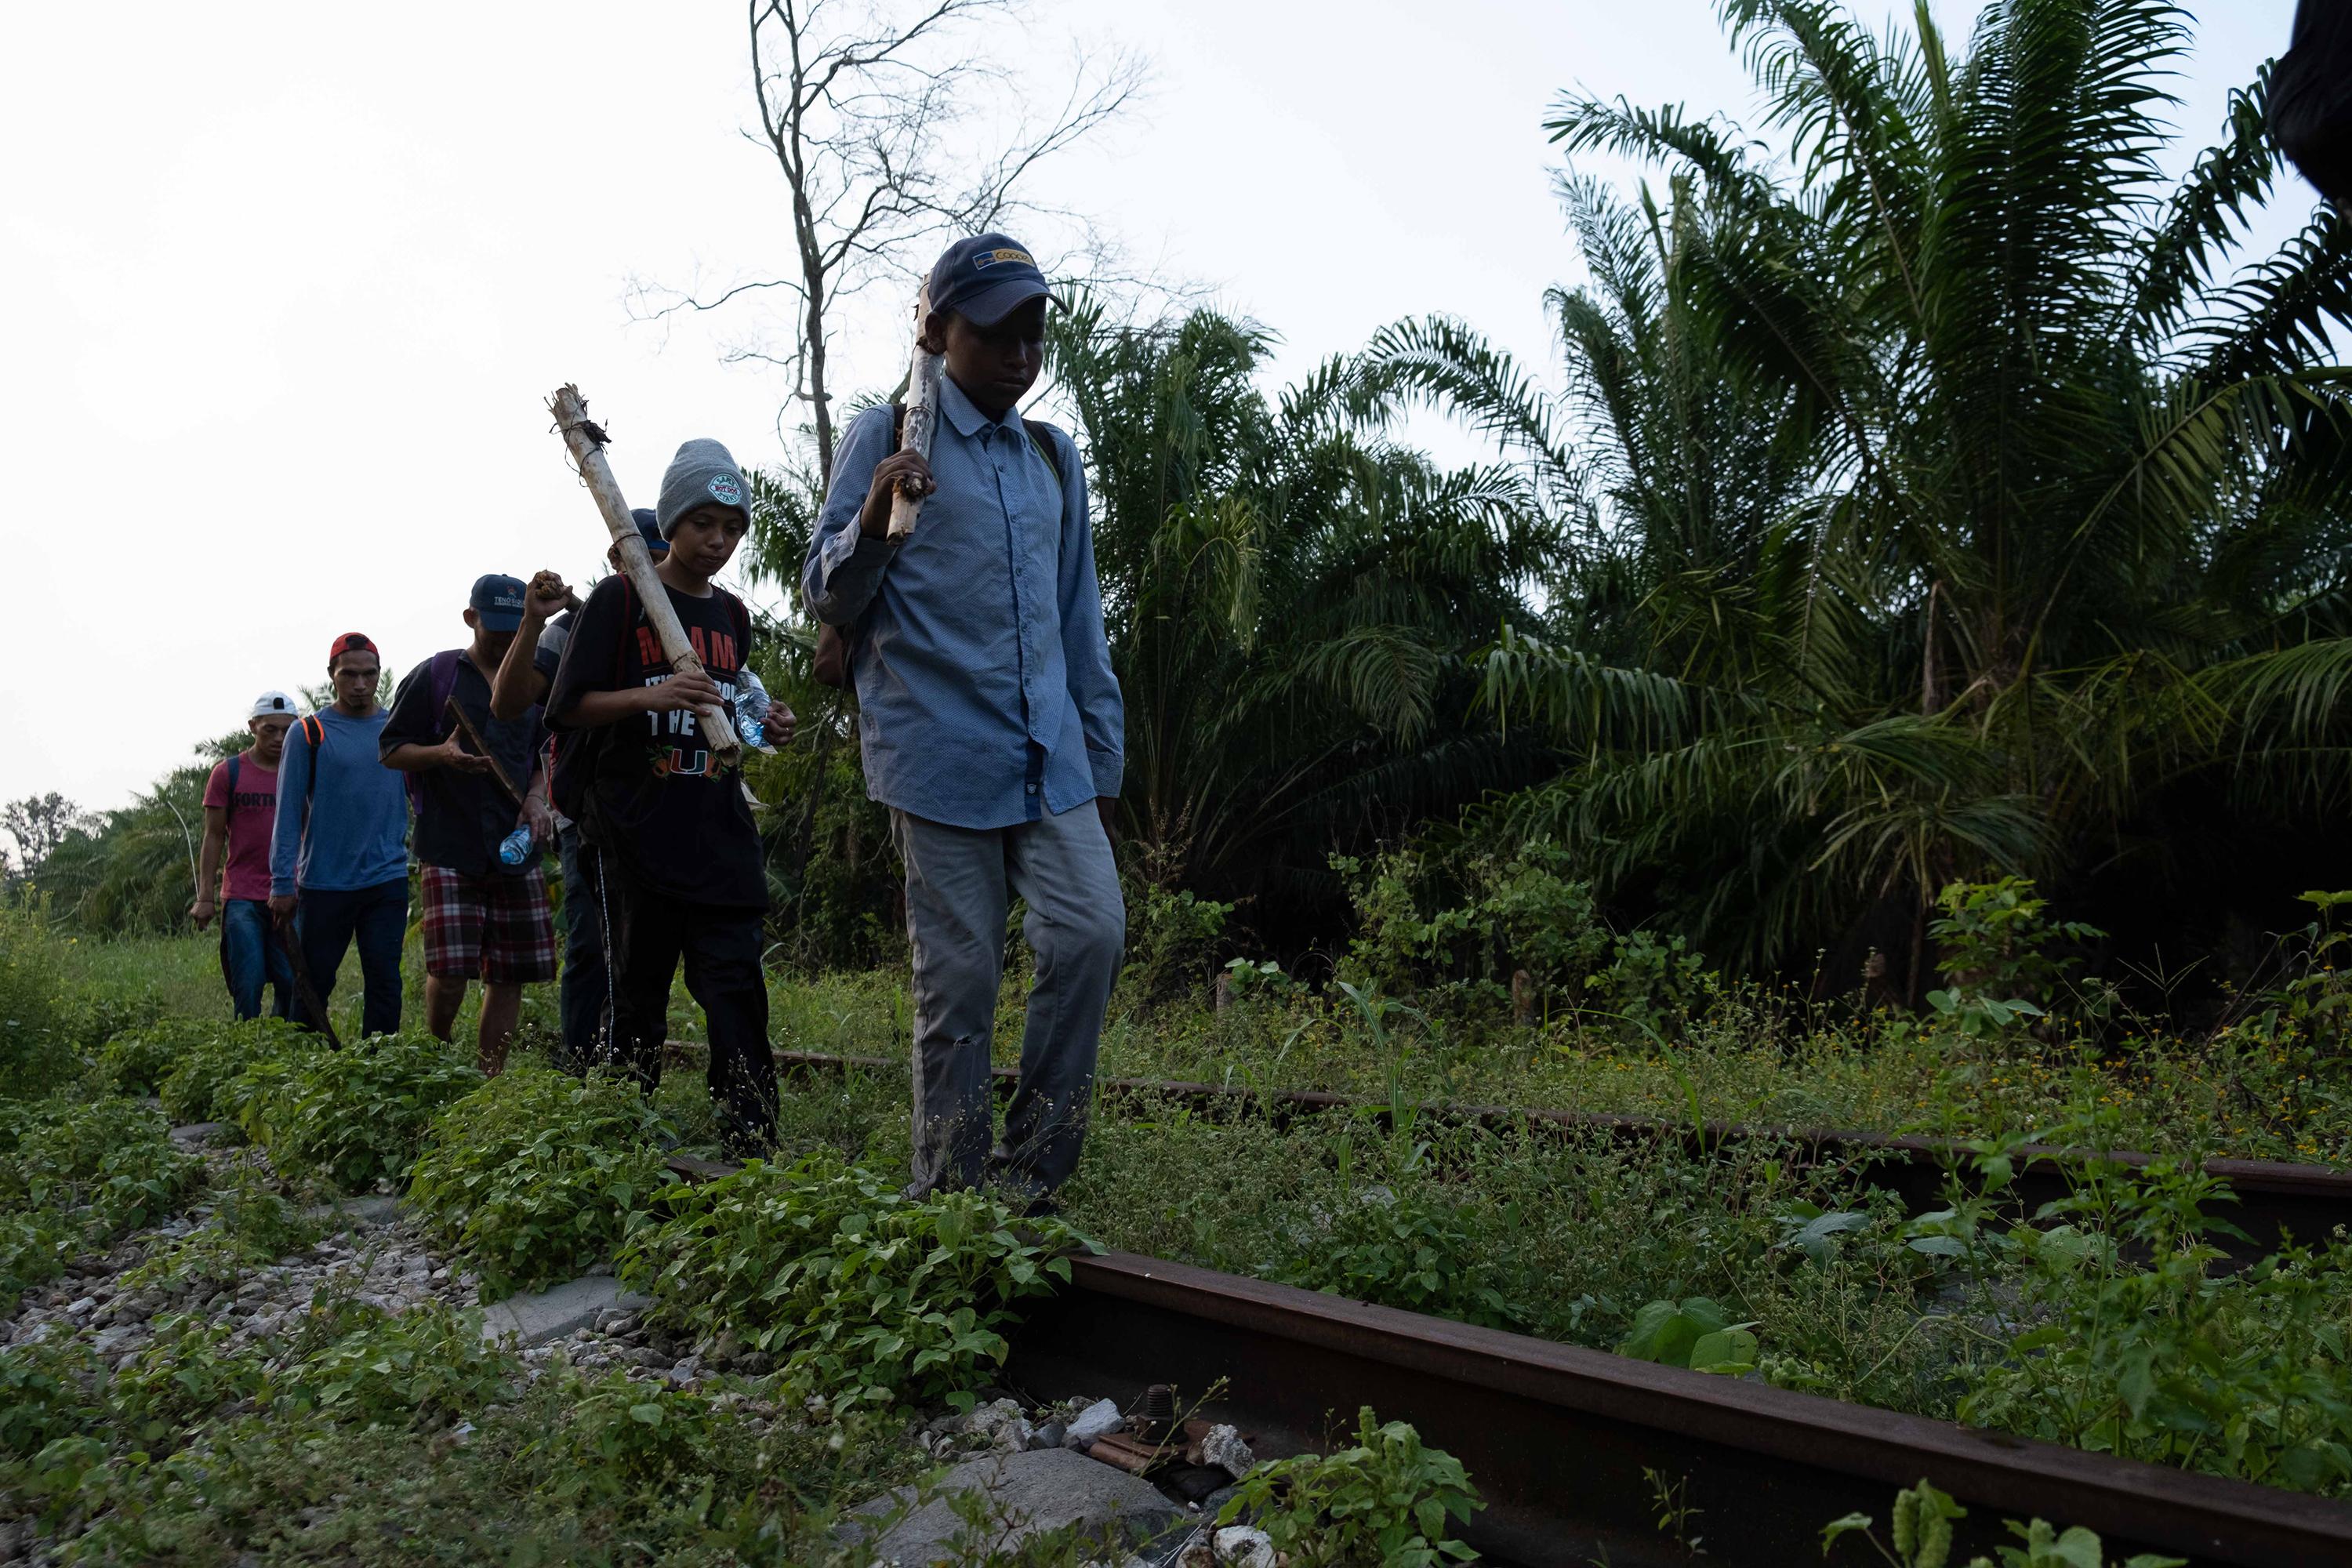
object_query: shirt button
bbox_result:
[1026,783,1039,794]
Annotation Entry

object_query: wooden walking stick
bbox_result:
[887,283,942,542]
[275,916,342,1048]
[444,695,527,811]
[545,386,741,764]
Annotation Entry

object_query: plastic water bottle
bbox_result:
[497,826,535,866]
[733,691,767,750]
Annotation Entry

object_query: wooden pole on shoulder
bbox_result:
[545,384,742,765]
[886,283,941,542]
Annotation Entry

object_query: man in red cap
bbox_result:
[269,633,412,1038]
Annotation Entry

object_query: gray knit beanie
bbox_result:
[655,438,750,538]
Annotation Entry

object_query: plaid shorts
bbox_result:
[420,865,557,983]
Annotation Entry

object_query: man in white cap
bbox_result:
[192,691,303,1020]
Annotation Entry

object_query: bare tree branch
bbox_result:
[637,0,1147,489]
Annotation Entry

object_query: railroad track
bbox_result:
[758,1047,2352,1265]
[1006,1249,2352,1567]
[658,1130,2352,1567]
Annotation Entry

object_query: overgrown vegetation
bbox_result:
[407,1065,676,1301]
[231,1032,481,1192]
[620,1150,1083,1411]
[6,0,2352,1559]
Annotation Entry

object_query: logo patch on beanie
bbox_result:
[706,474,742,507]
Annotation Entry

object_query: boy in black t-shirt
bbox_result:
[544,440,786,1152]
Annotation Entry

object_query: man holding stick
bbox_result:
[545,443,785,1153]
[802,234,1125,1213]
[382,575,556,1075]
[269,633,410,1040]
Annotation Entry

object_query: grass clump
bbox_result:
[232,1031,481,1191]
[406,1065,676,1301]
[620,1148,1084,1410]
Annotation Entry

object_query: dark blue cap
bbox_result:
[927,233,1056,327]
[630,508,669,556]
[470,573,527,632]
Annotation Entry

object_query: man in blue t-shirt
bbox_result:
[269,632,412,1039]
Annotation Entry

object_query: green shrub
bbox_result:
[620,1149,1083,1409]
[524,1370,748,1504]
[1219,1406,1482,1567]
[1338,840,1610,1009]
[1272,1171,1523,1330]
[97,1016,221,1097]
[233,1032,481,1191]
[106,1313,270,1449]
[1933,1093,2352,1494]
[1123,881,1235,1002]
[267,1298,518,1428]
[0,1098,203,1241]
[0,1334,104,1461]
[154,1017,303,1125]
[407,1066,675,1301]
[0,1210,74,1311]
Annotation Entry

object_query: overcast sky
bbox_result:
[0,0,2310,814]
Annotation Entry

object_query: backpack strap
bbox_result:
[299,714,325,818]
[1022,418,1070,495]
[223,752,241,825]
[428,648,464,728]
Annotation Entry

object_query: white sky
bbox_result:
[0,0,2311,814]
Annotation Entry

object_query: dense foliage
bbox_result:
[406,1066,676,1301]
[619,1149,1081,1410]
[231,1032,482,1192]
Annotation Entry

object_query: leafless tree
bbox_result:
[635,0,1144,488]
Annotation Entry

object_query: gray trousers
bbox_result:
[893,801,1124,1201]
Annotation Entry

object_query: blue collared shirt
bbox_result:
[802,376,1123,831]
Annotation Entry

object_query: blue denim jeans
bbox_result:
[296,877,408,1040]
[219,898,294,1022]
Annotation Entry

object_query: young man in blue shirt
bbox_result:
[803,233,1124,1211]
[269,633,412,1039]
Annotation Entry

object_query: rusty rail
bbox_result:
[1007,1250,2352,1568]
[758,1047,2352,1264]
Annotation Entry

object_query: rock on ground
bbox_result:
[850,1446,1183,1566]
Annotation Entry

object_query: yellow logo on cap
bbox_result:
[973,248,1035,269]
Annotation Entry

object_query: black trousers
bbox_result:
[596,851,777,1152]
[296,877,408,1040]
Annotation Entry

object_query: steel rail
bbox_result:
[759,1047,2352,1262]
[1006,1250,2352,1568]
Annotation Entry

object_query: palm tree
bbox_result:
[1369,0,2352,985]
[1048,298,1572,924]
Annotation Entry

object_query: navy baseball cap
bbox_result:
[927,233,1058,327]
[630,508,669,556]
[470,573,528,632]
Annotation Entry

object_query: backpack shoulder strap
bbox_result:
[1022,419,1071,491]
[428,648,463,728]
[299,715,325,812]
[223,753,241,823]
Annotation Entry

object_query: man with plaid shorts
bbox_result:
[383,574,557,1074]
